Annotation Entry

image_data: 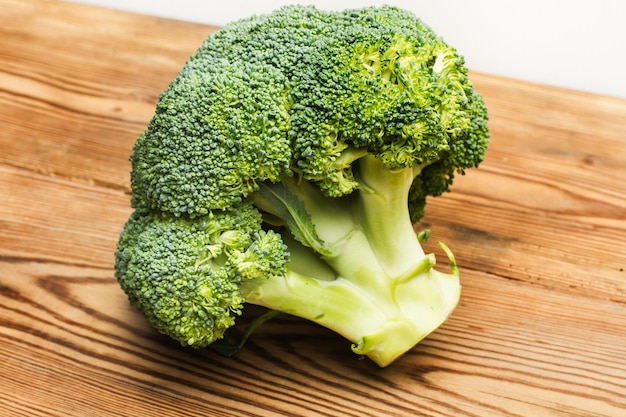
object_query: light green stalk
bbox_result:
[245,155,460,366]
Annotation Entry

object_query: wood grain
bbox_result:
[1,0,625,415]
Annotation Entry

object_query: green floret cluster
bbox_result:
[130,5,487,216]
[115,204,288,346]
[116,5,489,367]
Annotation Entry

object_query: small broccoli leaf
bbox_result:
[416,229,431,243]
[254,181,333,257]
[209,310,282,357]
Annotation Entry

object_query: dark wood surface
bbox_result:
[1,0,625,415]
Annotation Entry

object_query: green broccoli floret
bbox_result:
[115,5,489,367]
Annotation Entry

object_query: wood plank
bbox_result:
[1,0,625,415]
[0,0,212,190]
[2,256,624,416]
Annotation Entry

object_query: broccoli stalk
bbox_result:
[244,155,459,366]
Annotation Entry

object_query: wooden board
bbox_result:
[1,0,625,415]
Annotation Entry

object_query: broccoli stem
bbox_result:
[246,155,460,366]
[353,155,428,280]
[241,253,459,366]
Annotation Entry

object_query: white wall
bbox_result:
[70,0,626,99]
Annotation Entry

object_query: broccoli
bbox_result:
[115,5,489,367]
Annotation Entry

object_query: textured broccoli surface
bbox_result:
[116,5,489,367]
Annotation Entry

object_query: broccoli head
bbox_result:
[115,5,489,367]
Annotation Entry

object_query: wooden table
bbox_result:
[2,0,625,415]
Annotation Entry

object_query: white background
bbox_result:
[69,0,626,99]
